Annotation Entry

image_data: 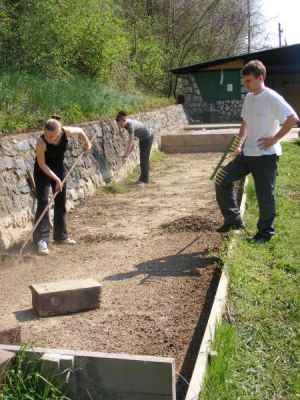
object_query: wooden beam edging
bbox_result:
[184,270,228,400]
[0,344,176,399]
[184,177,248,400]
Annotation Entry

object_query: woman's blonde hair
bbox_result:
[44,115,61,131]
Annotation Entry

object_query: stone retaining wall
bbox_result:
[215,99,244,122]
[176,74,206,121]
[0,105,189,250]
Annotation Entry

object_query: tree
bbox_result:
[0,0,129,83]
[0,0,268,94]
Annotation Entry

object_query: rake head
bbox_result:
[214,168,227,185]
[210,134,242,185]
[229,135,241,151]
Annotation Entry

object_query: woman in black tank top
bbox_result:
[33,117,91,256]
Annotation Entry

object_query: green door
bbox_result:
[194,69,241,101]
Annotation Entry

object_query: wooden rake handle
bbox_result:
[19,125,99,255]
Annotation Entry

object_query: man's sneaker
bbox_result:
[60,237,76,245]
[248,233,271,244]
[37,240,49,256]
[216,221,245,233]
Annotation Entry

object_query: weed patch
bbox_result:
[0,345,71,399]
[0,71,174,135]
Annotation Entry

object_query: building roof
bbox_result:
[171,43,300,74]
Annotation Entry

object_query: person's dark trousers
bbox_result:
[33,163,68,244]
[139,134,153,183]
[216,153,278,238]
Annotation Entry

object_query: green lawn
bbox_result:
[0,71,174,134]
[200,141,300,400]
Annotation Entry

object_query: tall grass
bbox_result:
[0,345,71,399]
[0,71,174,134]
[200,141,300,400]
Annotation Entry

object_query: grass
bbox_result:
[200,141,300,400]
[103,182,127,194]
[0,70,175,134]
[120,150,167,185]
[124,149,169,183]
[0,345,71,399]
[100,149,168,193]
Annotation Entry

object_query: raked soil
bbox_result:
[0,152,227,399]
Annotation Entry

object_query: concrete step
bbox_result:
[161,133,235,153]
[184,123,240,130]
[162,127,299,153]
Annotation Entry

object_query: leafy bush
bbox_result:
[0,0,129,83]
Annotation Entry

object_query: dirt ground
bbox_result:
[0,152,225,399]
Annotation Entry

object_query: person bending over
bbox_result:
[34,116,91,255]
[116,110,153,186]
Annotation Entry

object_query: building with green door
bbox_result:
[171,43,300,123]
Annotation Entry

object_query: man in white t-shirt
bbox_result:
[216,59,299,243]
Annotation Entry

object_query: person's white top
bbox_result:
[241,87,296,156]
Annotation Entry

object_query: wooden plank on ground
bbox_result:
[0,345,175,400]
[0,349,15,385]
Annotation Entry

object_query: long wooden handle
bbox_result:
[19,125,99,255]
[26,170,36,196]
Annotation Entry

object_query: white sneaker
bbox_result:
[60,237,76,245]
[37,240,49,256]
[137,182,147,187]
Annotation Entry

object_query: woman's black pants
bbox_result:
[139,135,153,183]
[33,163,68,244]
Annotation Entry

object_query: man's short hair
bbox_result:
[242,60,266,79]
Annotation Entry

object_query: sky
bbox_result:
[261,0,300,47]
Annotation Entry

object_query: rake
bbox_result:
[210,134,242,185]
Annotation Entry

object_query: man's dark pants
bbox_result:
[33,162,68,244]
[139,135,153,183]
[216,153,278,238]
